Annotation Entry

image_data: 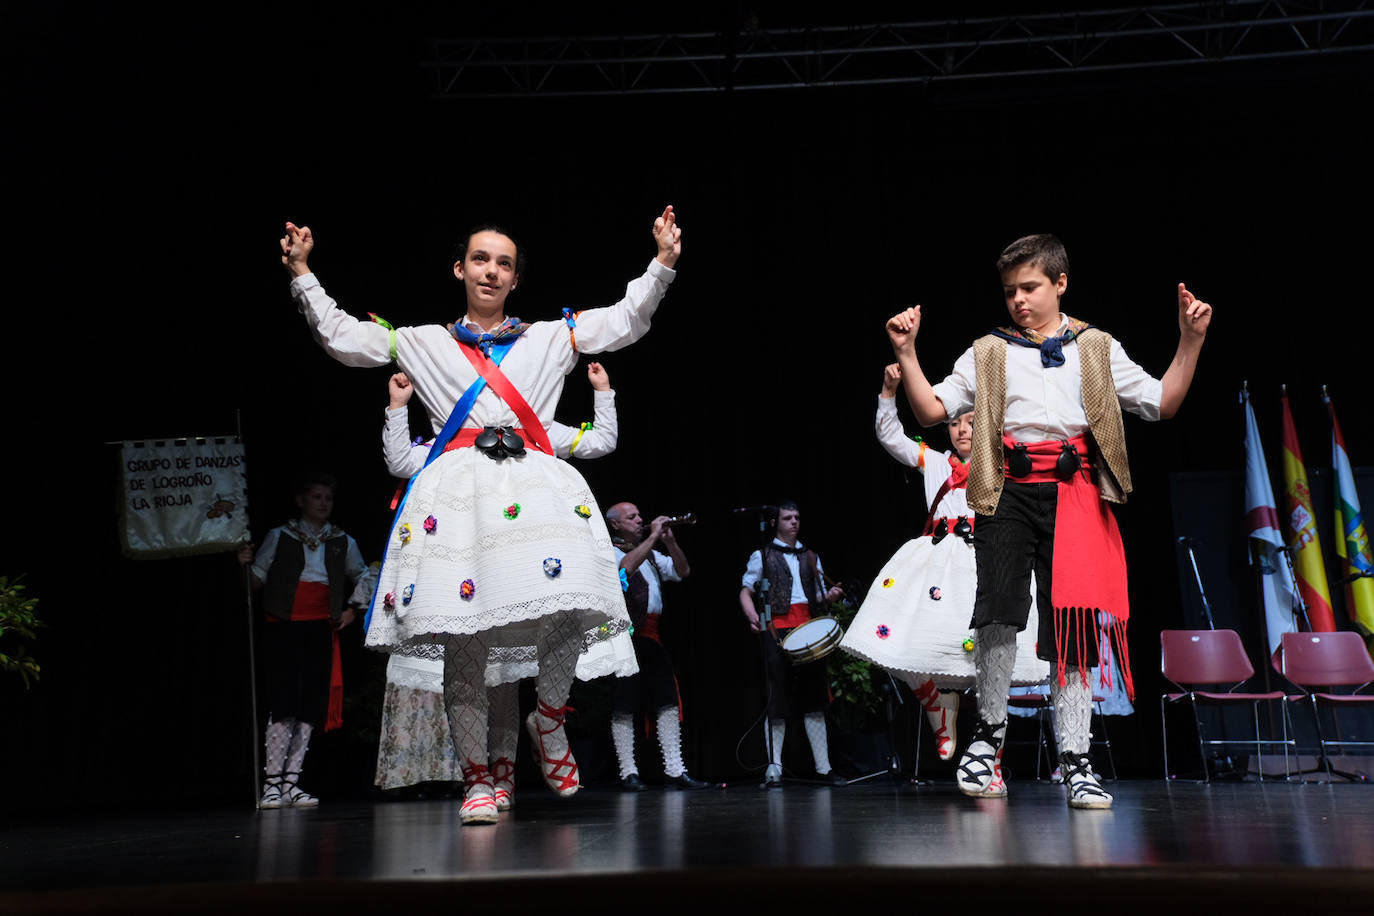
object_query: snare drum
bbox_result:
[779,616,845,665]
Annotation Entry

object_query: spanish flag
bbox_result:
[1324,388,1374,636]
[1281,388,1336,632]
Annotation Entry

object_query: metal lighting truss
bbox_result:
[425,1,1374,97]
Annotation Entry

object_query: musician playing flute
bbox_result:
[604,504,707,790]
[738,501,846,787]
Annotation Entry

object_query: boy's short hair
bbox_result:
[294,471,338,496]
[453,225,528,278]
[996,234,1069,281]
[769,499,800,526]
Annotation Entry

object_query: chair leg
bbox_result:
[1034,708,1045,780]
[1281,699,1293,781]
[1093,701,1117,782]
[1161,695,1172,780]
[1251,700,1265,782]
[1190,694,1211,783]
[1311,695,1334,781]
[913,704,923,780]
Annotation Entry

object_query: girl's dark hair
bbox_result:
[453,225,527,279]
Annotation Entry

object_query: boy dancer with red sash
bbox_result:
[886,234,1212,808]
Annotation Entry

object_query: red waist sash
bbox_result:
[1003,434,1133,700]
[773,602,811,631]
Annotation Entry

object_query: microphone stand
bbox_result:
[748,507,779,788]
[1179,537,1217,630]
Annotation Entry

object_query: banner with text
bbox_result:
[119,438,249,559]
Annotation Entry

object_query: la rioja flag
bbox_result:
[1325,387,1374,636]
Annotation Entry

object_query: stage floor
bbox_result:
[4,779,1372,914]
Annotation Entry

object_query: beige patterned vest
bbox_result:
[965,328,1132,515]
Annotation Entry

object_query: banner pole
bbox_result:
[237,408,262,809]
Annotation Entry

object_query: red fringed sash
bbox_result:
[1003,435,1134,700]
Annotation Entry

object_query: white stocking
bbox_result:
[285,721,313,776]
[487,681,520,766]
[264,719,292,778]
[444,632,491,771]
[974,623,1019,725]
[768,720,786,768]
[804,712,832,774]
[611,712,638,779]
[656,706,686,778]
[534,611,582,711]
[1049,665,1093,756]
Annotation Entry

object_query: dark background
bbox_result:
[4,2,1371,810]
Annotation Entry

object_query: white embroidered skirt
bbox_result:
[839,535,1047,690]
[365,447,631,675]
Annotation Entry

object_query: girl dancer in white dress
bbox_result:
[840,365,1044,771]
[375,364,637,806]
[281,208,681,823]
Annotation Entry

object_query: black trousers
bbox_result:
[262,619,332,727]
[613,634,681,715]
[972,481,1099,668]
[760,631,830,721]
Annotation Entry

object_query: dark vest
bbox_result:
[623,550,667,628]
[763,545,825,620]
[263,531,350,623]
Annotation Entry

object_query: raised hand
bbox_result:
[886,306,922,353]
[881,363,901,397]
[587,361,610,391]
[1177,283,1213,340]
[281,221,314,278]
[653,205,682,268]
[388,372,413,409]
[648,514,671,543]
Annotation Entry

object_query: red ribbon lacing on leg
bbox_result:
[460,760,496,817]
[532,699,580,793]
[912,678,953,756]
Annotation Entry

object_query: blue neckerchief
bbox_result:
[450,316,528,356]
[364,339,516,633]
[990,322,1091,368]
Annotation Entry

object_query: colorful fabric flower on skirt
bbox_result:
[397,523,412,543]
[596,623,613,640]
[962,636,975,653]
[460,579,475,601]
[504,503,521,520]
[929,586,942,601]
[402,584,415,606]
[543,557,562,578]
[423,514,438,534]
[875,624,891,640]
[383,591,396,611]
[574,504,592,519]
[882,577,895,588]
